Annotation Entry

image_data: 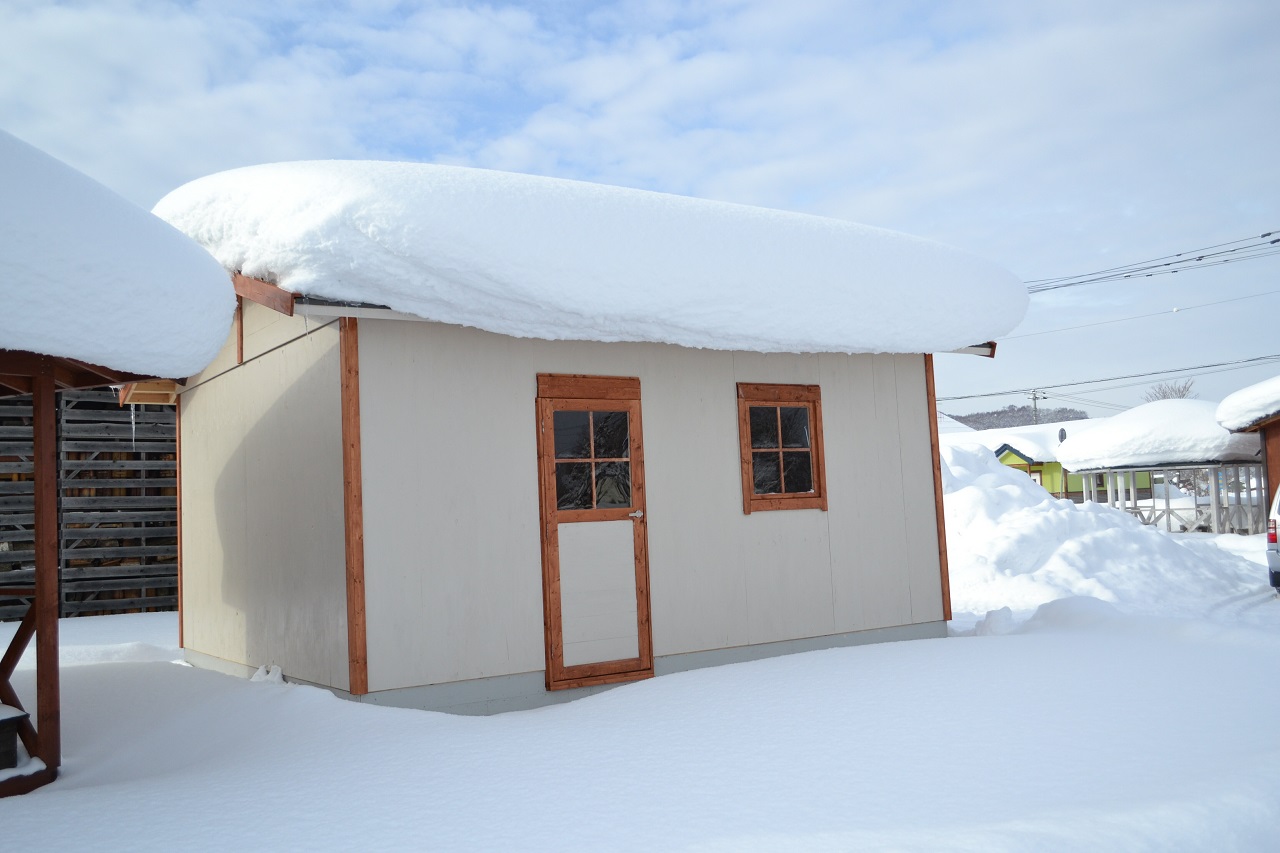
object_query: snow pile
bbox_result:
[152,161,1027,354]
[1056,399,1260,470]
[941,443,1262,618]
[1217,374,1280,431]
[942,417,1101,463]
[0,131,234,378]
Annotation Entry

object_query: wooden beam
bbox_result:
[31,363,60,771]
[340,317,368,695]
[176,399,184,650]
[924,354,952,622]
[233,273,296,317]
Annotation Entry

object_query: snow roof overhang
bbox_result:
[1228,411,1280,434]
[1064,454,1263,474]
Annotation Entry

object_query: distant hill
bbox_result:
[948,404,1089,430]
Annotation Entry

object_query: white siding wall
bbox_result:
[180,304,349,689]
[358,320,943,692]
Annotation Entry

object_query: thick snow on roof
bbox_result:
[1216,374,1280,431]
[153,161,1027,354]
[941,419,1101,464]
[0,130,235,378]
[1056,400,1260,471]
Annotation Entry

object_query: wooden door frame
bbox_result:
[535,374,653,691]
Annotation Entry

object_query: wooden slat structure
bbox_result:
[0,349,150,797]
[1,390,178,620]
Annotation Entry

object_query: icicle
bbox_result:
[130,403,136,450]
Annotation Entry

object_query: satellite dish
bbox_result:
[1058,428,1067,442]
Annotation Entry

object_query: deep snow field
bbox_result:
[3,445,1279,851]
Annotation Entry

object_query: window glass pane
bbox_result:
[752,452,781,494]
[749,406,779,449]
[593,411,629,459]
[554,410,590,459]
[555,462,593,509]
[782,451,813,493]
[780,407,810,448]
[595,461,631,508]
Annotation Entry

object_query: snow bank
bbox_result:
[1055,399,1260,470]
[941,444,1262,618]
[1217,374,1280,431]
[942,417,1100,463]
[153,161,1027,354]
[0,131,234,378]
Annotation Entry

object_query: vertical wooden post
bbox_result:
[176,398,184,649]
[922,355,952,621]
[31,361,60,770]
[339,318,368,695]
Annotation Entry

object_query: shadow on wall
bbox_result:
[210,343,348,688]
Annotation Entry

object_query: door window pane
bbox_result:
[749,406,779,448]
[593,411,630,459]
[595,461,631,508]
[780,407,810,448]
[555,462,593,509]
[554,411,590,458]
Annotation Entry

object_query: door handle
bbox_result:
[628,510,644,519]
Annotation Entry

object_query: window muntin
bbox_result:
[737,384,827,513]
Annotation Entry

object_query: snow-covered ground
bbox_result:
[3,445,1279,850]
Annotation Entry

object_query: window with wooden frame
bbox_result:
[736,383,827,513]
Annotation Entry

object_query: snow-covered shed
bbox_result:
[0,130,232,795]
[1057,399,1264,533]
[1216,374,1280,509]
[155,161,1026,713]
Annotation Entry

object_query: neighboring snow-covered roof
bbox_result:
[1,131,235,378]
[153,161,1028,355]
[1056,400,1260,471]
[941,419,1101,464]
[1216,374,1280,432]
[937,413,976,434]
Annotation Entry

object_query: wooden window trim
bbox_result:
[736,383,827,514]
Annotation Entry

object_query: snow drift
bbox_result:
[153,161,1027,354]
[941,443,1261,618]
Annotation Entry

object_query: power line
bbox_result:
[1025,230,1279,294]
[937,354,1280,402]
[1002,289,1280,340]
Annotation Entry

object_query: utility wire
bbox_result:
[937,354,1280,402]
[1025,230,1279,293]
[1002,289,1280,340]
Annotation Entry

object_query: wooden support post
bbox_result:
[32,363,60,771]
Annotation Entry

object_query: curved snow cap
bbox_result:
[1056,399,1260,471]
[0,130,235,378]
[153,161,1028,354]
[1216,374,1280,432]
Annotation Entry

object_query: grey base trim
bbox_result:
[182,647,268,680]
[185,621,948,716]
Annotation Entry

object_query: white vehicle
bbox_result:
[1269,489,1280,589]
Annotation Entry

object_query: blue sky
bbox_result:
[3,0,1278,415]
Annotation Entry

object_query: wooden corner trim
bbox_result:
[924,354,952,621]
[340,317,369,695]
[233,273,296,317]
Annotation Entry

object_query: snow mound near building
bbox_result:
[153,161,1027,354]
[0,130,234,378]
[1217,373,1280,431]
[1055,399,1259,470]
[941,444,1262,620]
